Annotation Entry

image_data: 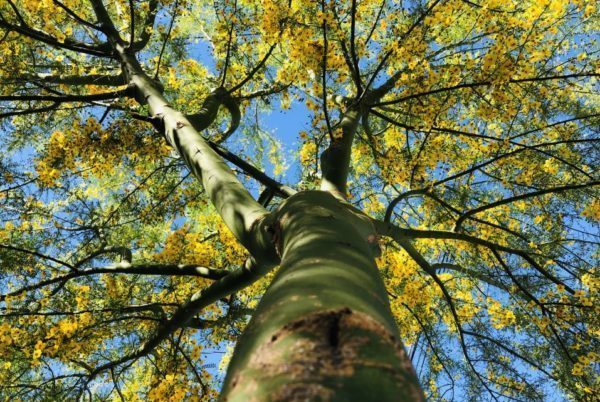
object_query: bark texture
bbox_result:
[221,191,424,402]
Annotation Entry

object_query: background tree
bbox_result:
[0,0,598,401]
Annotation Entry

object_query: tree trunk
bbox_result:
[221,191,424,402]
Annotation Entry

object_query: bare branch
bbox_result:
[85,258,271,380]
[0,88,132,103]
[372,73,600,107]
[372,219,575,293]
[0,263,229,302]
[455,181,599,231]
[52,0,100,30]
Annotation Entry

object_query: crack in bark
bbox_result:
[327,311,342,348]
[224,308,423,401]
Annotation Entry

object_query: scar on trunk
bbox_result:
[266,220,283,257]
[228,308,424,402]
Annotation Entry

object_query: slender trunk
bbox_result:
[221,191,424,402]
[320,108,360,199]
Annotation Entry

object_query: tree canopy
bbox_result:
[0,0,598,400]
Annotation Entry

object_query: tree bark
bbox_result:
[221,191,424,402]
[88,4,424,398]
